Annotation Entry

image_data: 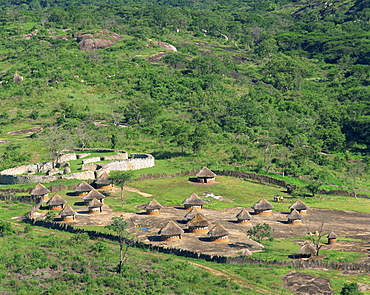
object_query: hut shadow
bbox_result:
[228,242,254,248]
[148,235,162,242]
[188,177,198,183]
[228,220,248,224]
[136,211,149,215]
[76,210,89,214]
[280,211,291,215]
[177,220,188,224]
[74,201,86,206]
[198,237,211,242]
[174,206,185,210]
[66,192,77,196]
[277,220,289,224]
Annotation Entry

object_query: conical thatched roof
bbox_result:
[88,198,104,208]
[30,183,50,196]
[287,209,301,220]
[184,208,204,220]
[251,198,274,210]
[47,194,67,206]
[289,199,308,211]
[327,232,337,239]
[236,208,252,220]
[83,189,105,201]
[145,198,163,210]
[298,243,316,255]
[182,193,205,205]
[240,248,253,256]
[196,166,216,178]
[158,220,184,236]
[188,213,209,227]
[74,181,94,192]
[60,204,77,216]
[95,172,110,185]
[207,223,229,238]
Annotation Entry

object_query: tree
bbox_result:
[340,283,363,295]
[346,163,365,198]
[246,223,273,243]
[43,126,72,168]
[105,216,131,274]
[109,171,134,208]
[305,219,326,256]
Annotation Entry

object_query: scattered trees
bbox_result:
[246,223,273,243]
[109,171,134,208]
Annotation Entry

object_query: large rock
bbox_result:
[14,73,23,83]
[153,41,177,52]
[77,30,122,51]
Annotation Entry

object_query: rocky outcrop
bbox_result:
[13,73,23,83]
[76,30,122,51]
[153,41,177,52]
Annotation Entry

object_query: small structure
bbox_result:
[74,181,94,196]
[251,198,274,215]
[182,193,205,210]
[298,243,316,258]
[60,204,77,221]
[236,208,252,224]
[158,220,184,241]
[240,248,253,257]
[87,197,103,214]
[94,172,112,189]
[289,199,309,214]
[184,208,205,221]
[196,166,216,183]
[83,189,105,205]
[187,213,209,233]
[30,183,50,199]
[207,223,229,242]
[327,232,337,244]
[46,194,67,210]
[287,209,302,225]
[144,198,163,215]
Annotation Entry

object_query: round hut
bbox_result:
[327,232,337,244]
[187,213,209,233]
[87,197,103,214]
[144,198,163,215]
[30,183,50,199]
[59,204,77,221]
[298,243,316,258]
[287,209,302,225]
[251,198,274,215]
[158,220,184,241]
[83,189,105,205]
[196,166,216,183]
[182,193,205,210]
[289,199,309,214]
[207,223,229,242]
[236,208,252,224]
[94,172,112,189]
[240,248,253,257]
[46,194,67,210]
[74,181,94,196]
[184,208,205,221]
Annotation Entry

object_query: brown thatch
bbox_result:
[74,181,94,193]
[83,189,105,201]
[184,208,204,220]
[182,193,205,206]
[298,243,316,255]
[287,209,302,221]
[327,232,337,239]
[187,213,209,227]
[60,204,77,216]
[145,198,163,210]
[207,223,229,238]
[88,198,104,209]
[196,167,216,178]
[240,248,253,256]
[30,183,50,196]
[94,172,110,185]
[236,208,252,221]
[251,198,274,211]
[158,220,184,236]
[47,194,67,206]
[289,199,309,211]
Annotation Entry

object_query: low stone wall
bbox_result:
[102,153,128,161]
[82,157,102,164]
[61,171,95,180]
[58,153,77,162]
[107,155,155,171]
[0,174,60,184]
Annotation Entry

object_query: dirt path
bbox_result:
[124,186,153,198]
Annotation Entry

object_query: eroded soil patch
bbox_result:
[282,271,332,295]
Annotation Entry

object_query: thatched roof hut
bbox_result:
[144,198,163,215]
[46,194,67,210]
[196,166,216,183]
[188,213,209,233]
[87,197,103,214]
[327,232,337,244]
[240,248,253,256]
[94,172,111,189]
[298,243,316,258]
[158,220,184,241]
[207,223,229,242]
[236,208,252,224]
[289,199,309,214]
[83,189,105,204]
[251,198,274,215]
[184,208,205,221]
[60,204,77,221]
[30,183,50,198]
[182,193,205,210]
[287,209,302,225]
[74,181,94,196]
